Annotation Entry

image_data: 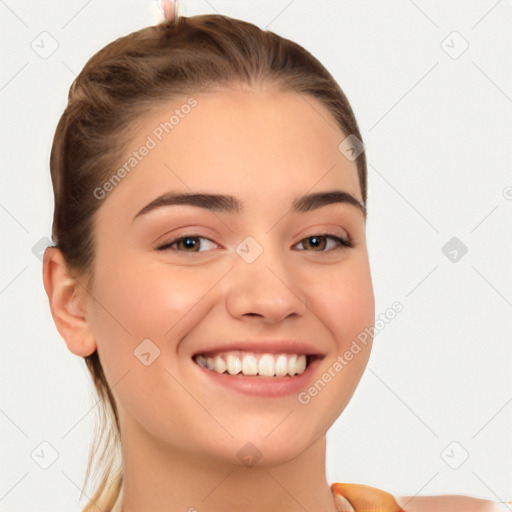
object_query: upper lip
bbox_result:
[192,340,327,358]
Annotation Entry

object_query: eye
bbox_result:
[156,233,351,253]
[294,234,352,252]
[156,235,219,252]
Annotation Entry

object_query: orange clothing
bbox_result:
[331,482,511,511]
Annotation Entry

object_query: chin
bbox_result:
[202,430,321,469]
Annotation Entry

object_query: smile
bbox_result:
[194,351,309,377]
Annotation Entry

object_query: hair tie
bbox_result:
[158,0,180,27]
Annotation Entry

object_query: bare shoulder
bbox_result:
[395,494,510,512]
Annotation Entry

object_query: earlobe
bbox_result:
[42,247,97,358]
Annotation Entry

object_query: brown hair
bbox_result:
[48,13,367,512]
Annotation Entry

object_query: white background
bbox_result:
[1,1,511,510]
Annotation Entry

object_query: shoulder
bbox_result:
[331,482,510,512]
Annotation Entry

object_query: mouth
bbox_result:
[190,341,326,398]
[192,350,321,377]
[191,349,324,398]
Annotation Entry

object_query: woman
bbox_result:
[42,3,508,511]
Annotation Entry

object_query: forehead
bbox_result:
[97,88,361,219]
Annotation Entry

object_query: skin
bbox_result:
[43,87,375,512]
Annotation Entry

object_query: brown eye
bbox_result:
[295,234,351,252]
[176,236,200,252]
[157,235,218,252]
[302,235,327,251]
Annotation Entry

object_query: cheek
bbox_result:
[87,258,222,401]
[298,273,374,433]
[92,259,223,343]
[306,256,375,348]
[310,256,375,418]
[88,260,226,438]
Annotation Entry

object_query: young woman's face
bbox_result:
[86,88,374,465]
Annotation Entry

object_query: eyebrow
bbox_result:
[132,190,366,222]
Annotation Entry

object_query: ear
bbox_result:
[42,247,97,357]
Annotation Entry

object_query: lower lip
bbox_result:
[192,357,322,398]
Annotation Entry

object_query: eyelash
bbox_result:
[156,233,353,253]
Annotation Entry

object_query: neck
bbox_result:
[115,422,338,512]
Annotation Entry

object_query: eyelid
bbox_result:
[293,227,351,246]
[156,231,353,253]
[156,234,220,251]
[292,233,352,250]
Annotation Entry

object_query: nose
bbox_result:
[224,248,307,324]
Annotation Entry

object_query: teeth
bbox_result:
[241,354,258,375]
[213,355,227,373]
[226,353,242,375]
[296,354,307,374]
[195,351,309,377]
[258,354,275,377]
[288,354,297,375]
[275,354,288,376]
